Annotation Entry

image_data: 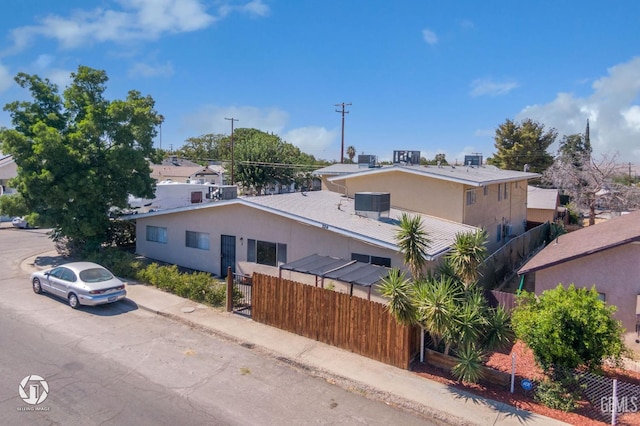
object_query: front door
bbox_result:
[220,235,236,277]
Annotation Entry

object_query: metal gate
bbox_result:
[231,272,252,317]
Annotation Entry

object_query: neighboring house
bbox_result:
[128,181,237,211]
[316,163,539,252]
[527,186,561,226]
[128,190,479,281]
[518,211,640,350]
[150,156,224,185]
[0,154,18,196]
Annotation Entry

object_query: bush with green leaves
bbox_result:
[512,284,627,373]
[534,374,584,412]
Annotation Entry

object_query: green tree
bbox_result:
[512,284,627,372]
[0,66,160,251]
[447,229,488,288]
[346,145,356,163]
[230,128,317,194]
[490,118,556,173]
[395,213,431,280]
[175,133,229,164]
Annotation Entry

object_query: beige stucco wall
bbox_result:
[330,172,529,253]
[332,171,465,222]
[532,243,640,352]
[134,202,408,278]
[527,208,555,224]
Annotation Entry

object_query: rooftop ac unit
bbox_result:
[354,192,390,219]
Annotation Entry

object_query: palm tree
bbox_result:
[414,276,461,353]
[447,229,488,288]
[378,268,416,326]
[346,145,356,163]
[396,213,430,280]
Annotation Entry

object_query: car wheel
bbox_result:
[68,293,80,309]
[32,278,42,294]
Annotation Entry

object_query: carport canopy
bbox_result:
[278,254,389,299]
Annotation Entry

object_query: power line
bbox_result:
[335,102,351,164]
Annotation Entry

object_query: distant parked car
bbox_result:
[31,262,127,309]
[11,217,29,228]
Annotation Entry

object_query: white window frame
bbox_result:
[185,230,210,250]
[146,225,167,244]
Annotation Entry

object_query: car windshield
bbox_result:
[79,268,114,283]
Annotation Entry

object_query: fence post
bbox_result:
[612,378,618,425]
[226,267,233,312]
[510,353,516,393]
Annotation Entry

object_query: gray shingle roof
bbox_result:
[518,210,640,274]
[129,190,479,260]
[326,164,539,186]
[245,190,478,259]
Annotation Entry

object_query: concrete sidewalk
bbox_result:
[22,252,569,426]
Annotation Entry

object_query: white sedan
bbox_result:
[31,262,127,309]
[11,217,29,228]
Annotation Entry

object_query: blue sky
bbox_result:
[1,1,640,164]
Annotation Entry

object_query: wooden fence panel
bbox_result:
[251,273,416,369]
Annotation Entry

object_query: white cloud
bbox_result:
[5,0,269,53]
[46,68,73,89]
[470,78,519,97]
[128,61,175,78]
[283,127,337,160]
[422,29,438,45]
[183,105,289,137]
[517,57,640,160]
[0,62,13,93]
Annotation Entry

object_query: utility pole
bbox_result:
[335,102,351,163]
[225,117,239,185]
[158,114,165,150]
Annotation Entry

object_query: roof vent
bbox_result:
[355,192,390,219]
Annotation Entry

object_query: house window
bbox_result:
[190,191,203,204]
[498,185,502,201]
[598,292,606,302]
[185,230,209,250]
[351,253,391,267]
[146,226,167,243]
[466,189,476,206]
[247,239,287,266]
[503,183,508,200]
[483,186,488,196]
[496,224,502,242]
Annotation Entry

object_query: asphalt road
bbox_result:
[0,226,435,425]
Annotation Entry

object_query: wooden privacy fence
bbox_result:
[251,273,419,369]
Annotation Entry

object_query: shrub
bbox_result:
[534,375,584,412]
[451,344,486,384]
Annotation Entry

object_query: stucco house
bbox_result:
[0,154,18,196]
[526,186,561,226]
[315,163,539,252]
[129,190,479,285]
[150,156,224,185]
[518,210,640,349]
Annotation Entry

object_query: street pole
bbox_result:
[225,117,239,185]
[335,102,351,164]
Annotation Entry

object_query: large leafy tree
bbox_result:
[231,128,317,194]
[490,118,556,173]
[512,284,627,372]
[0,66,160,250]
[175,133,229,164]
